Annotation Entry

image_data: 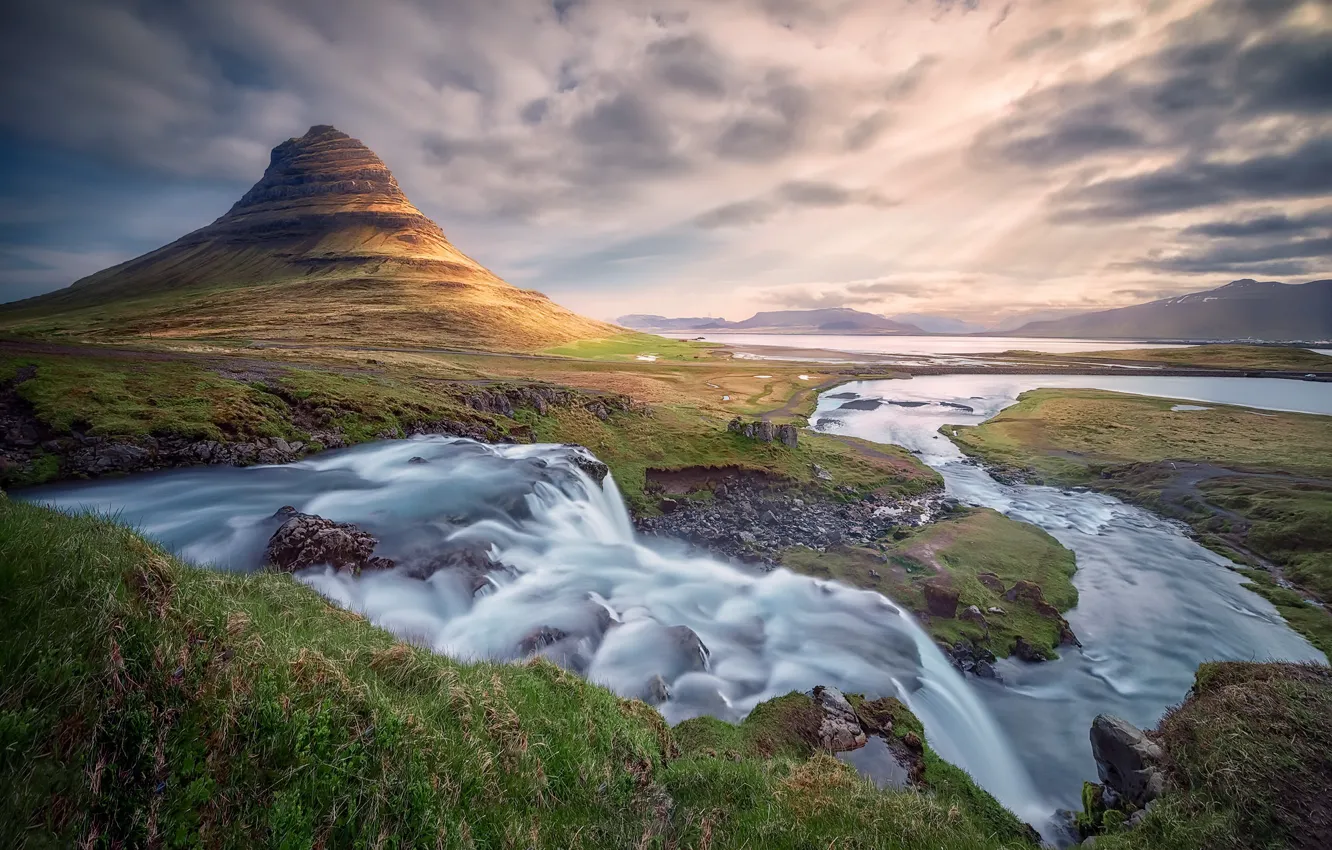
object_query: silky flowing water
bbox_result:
[812,374,1328,814]
[22,437,1048,825]
[20,373,1330,836]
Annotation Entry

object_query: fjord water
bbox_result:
[22,437,1048,825]
[813,374,1329,809]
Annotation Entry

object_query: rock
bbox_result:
[1090,715,1165,808]
[776,424,799,447]
[977,572,1006,594]
[265,512,380,572]
[570,452,610,484]
[1012,636,1049,663]
[407,456,429,464]
[91,443,151,472]
[518,626,567,656]
[974,660,998,679]
[922,581,960,618]
[756,420,775,443]
[644,674,672,705]
[658,498,680,514]
[1126,800,1154,829]
[812,463,833,481]
[714,483,729,499]
[1004,580,1080,646]
[812,686,867,753]
[959,605,987,625]
[663,625,711,672]
[987,606,1007,615]
[868,568,881,580]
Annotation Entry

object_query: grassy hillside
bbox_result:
[947,388,1332,654]
[0,499,1037,849]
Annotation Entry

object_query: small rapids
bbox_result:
[22,436,1049,825]
[814,374,1328,816]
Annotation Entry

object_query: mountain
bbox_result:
[1008,279,1332,341]
[617,314,729,331]
[0,125,618,351]
[618,307,923,334]
[890,313,987,334]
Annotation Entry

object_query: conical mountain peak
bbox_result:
[224,125,418,221]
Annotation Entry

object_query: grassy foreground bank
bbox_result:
[947,388,1332,654]
[0,498,1036,849]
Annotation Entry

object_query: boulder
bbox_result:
[266,511,380,572]
[1090,715,1166,807]
[1012,636,1049,663]
[1005,580,1080,646]
[776,424,799,448]
[407,456,429,464]
[643,674,672,706]
[756,420,776,443]
[976,572,1006,594]
[658,498,680,514]
[922,581,960,618]
[812,463,833,481]
[570,452,610,484]
[959,604,987,625]
[812,686,867,753]
[518,626,568,656]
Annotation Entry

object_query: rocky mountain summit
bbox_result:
[0,126,618,351]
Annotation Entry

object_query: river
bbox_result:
[813,374,1329,815]
[17,375,1330,837]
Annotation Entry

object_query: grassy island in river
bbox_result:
[947,387,1332,655]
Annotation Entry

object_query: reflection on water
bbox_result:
[814,374,1327,810]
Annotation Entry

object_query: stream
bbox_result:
[813,374,1328,815]
[17,373,1330,837]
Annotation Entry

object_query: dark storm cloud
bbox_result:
[714,75,814,162]
[977,0,1332,188]
[646,34,729,98]
[1061,135,1332,218]
[572,91,683,174]
[694,181,894,228]
[1125,205,1332,276]
[1181,208,1332,238]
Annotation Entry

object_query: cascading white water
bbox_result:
[23,435,1050,825]
[813,374,1328,817]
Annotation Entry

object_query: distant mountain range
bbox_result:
[623,279,1332,342]
[619,307,924,334]
[0,125,616,351]
[1006,279,1332,341]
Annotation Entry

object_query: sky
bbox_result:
[0,0,1329,326]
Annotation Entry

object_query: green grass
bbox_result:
[946,388,1332,651]
[0,499,1039,849]
[780,508,1078,659]
[3,355,297,443]
[948,388,1332,482]
[1088,662,1332,850]
[527,403,940,513]
[542,333,720,362]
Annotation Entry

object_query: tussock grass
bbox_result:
[1092,662,1332,850]
[0,499,1037,849]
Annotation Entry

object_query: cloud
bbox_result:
[1181,208,1332,237]
[1126,206,1332,275]
[694,180,895,228]
[1060,135,1332,219]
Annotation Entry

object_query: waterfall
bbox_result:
[23,435,1049,824]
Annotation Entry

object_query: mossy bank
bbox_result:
[0,498,1039,849]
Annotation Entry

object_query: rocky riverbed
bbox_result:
[634,471,952,567]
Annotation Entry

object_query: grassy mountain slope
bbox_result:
[0,126,618,352]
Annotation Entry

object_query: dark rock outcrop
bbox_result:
[1090,715,1166,808]
[922,580,960,618]
[726,417,799,447]
[1004,580,1080,646]
[265,510,385,573]
[812,686,867,753]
